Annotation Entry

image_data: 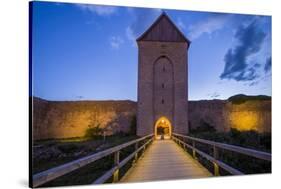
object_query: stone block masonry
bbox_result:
[32,97,271,140]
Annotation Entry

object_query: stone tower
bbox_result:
[136,12,190,137]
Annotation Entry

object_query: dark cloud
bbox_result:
[76,95,84,99]
[249,81,259,86]
[220,20,266,81]
[253,63,261,68]
[264,56,272,73]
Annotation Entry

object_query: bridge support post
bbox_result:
[113,151,120,182]
[192,141,196,159]
[183,143,186,151]
[143,145,146,155]
[213,146,219,176]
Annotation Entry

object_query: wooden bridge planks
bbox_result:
[121,140,212,183]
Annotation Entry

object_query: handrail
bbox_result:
[92,138,153,184]
[172,133,271,176]
[33,134,154,187]
[173,133,271,161]
[172,136,243,175]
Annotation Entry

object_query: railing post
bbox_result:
[134,142,138,163]
[213,146,219,176]
[192,140,196,159]
[113,151,120,182]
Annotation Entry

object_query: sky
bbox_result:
[31,1,272,101]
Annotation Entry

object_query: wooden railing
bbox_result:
[33,134,154,187]
[172,133,271,176]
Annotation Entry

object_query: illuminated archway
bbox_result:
[154,117,172,140]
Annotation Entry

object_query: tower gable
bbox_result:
[137,12,190,44]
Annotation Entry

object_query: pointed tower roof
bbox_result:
[137,12,190,44]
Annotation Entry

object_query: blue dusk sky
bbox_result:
[31,1,272,101]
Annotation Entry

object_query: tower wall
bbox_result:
[137,41,189,136]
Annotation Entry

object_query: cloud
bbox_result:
[76,4,117,16]
[188,13,230,40]
[126,8,162,46]
[208,92,220,98]
[187,13,261,40]
[109,36,124,49]
[126,27,136,47]
[177,17,186,31]
[264,56,272,73]
[220,19,267,82]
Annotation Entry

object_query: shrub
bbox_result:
[57,143,79,154]
[84,124,103,139]
[190,127,271,152]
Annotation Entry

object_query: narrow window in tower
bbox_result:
[161,99,164,104]
[163,66,165,72]
[162,83,165,89]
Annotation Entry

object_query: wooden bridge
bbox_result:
[121,139,211,182]
[32,133,271,187]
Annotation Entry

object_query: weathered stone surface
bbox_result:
[32,97,271,140]
[137,13,190,136]
[225,100,271,132]
[188,100,271,133]
[32,97,136,140]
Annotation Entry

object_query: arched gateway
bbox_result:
[136,12,190,138]
[154,116,172,139]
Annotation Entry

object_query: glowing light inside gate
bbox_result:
[155,117,172,139]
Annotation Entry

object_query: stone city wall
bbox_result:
[32,97,136,140]
[188,100,271,133]
[32,97,271,140]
